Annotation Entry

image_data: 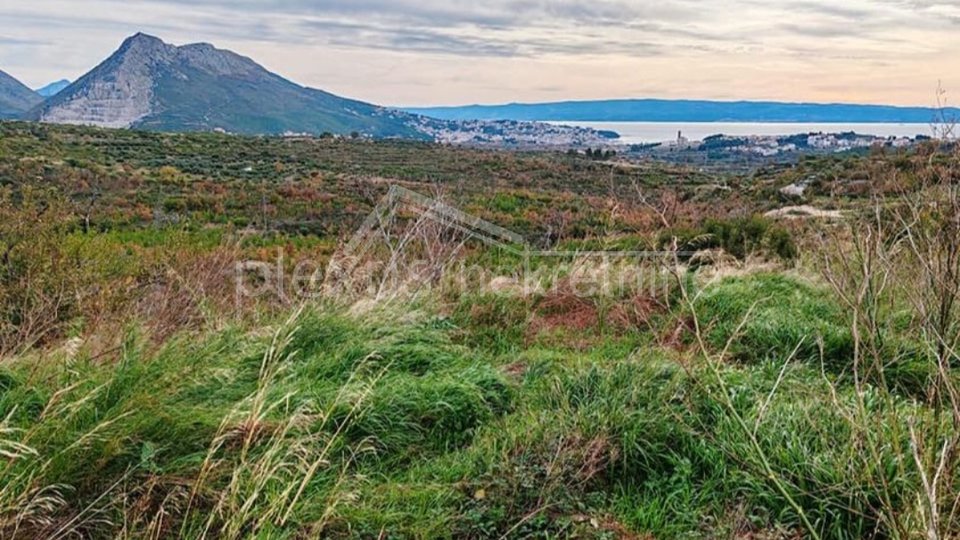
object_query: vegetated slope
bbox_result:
[28,33,429,139]
[1,120,959,536]
[0,69,43,118]
[405,98,960,123]
[0,121,732,238]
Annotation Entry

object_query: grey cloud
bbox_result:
[777,22,876,39]
[0,12,187,39]
[128,0,703,30]
[328,30,522,58]
[16,0,948,64]
[778,23,839,38]
[0,35,49,46]
[134,0,678,59]
[623,21,748,43]
[788,2,876,20]
[305,18,663,58]
[29,0,688,61]
[882,0,960,8]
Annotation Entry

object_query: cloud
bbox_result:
[788,2,876,20]
[297,17,665,58]
[0,0,957,105]
[104,0,699,57]
[0,35,49,46]
[4,0,948,61]
[133,0,703,30]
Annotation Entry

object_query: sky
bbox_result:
[0,0,958,107]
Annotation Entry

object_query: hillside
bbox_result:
[406,98,960,123]
[0,69,42,118]
[2,122,960,538]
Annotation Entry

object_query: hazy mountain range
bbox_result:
[405,99,960,124]
[35,79,71,98]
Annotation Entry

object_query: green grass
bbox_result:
[2,123,959,537]
[0,268,952,538]
[694,273,854,366]
[0,308,513,537]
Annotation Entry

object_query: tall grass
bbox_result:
[0,305,512,538]
[4,248,959,537]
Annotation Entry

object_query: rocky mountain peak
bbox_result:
[175,42,264,79]
[29,33,177,128]
[26,32,360,133]
[114,32,176,66]
[119,32,167,51]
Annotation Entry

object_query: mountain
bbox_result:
[405,99,960,124]
[28,33,428,138]
[35,79,71,98]
[24,33,617,146]
[0,69,43,118]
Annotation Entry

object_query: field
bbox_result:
[1,120,960,538]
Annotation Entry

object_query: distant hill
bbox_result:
[28,33,429,139]
[35,79,71,98]
[0,69,42,118]
[405,99,960,124]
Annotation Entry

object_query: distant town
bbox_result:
[562,129,938,170]
[636,130,925,155]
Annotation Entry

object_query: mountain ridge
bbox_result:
[20,33,616,146]
[404,98,960,123]
[0,69,43,118]
[27,33,429,138]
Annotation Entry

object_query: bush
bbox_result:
[452,293,531,353]
[0,187,81,355]
[658,216,797,261]
[694,273,853,365]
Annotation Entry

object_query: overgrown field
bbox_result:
[1,121,960,538]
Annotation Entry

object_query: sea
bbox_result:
[547,121,935,145]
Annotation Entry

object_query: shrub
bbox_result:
[452,293,531,353]
[694,273,853,365]
[658,216,797,262]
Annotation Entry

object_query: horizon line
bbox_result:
[399,95,959,111]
